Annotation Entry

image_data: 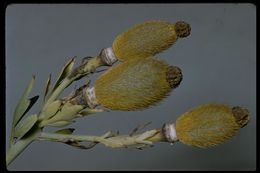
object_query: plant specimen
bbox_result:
[6,20,250,167]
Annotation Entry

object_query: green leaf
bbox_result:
[64,141,98,150]
[24,95,39,115]
[14,114,38,138]
[43,74,52,102]
[13,75,36,126]
[41,100,62,120]
[130,122,152,136]
[47,120,75,127]
[54,128,75,134]
[78,108,105,117]
[52,58,75,92]
[47,102,84,122]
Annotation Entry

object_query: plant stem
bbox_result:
[38,129,169,149]
[6,127,41,166]
[39,132,102,142]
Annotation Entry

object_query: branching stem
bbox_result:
[6,127,41,166]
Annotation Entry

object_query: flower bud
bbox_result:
[94,57,182,110]
[175,104,250,148]
[111,20,191,62]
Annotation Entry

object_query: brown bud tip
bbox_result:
[175,21,191,38]
[166,66,183,88]
[232,106,250,128]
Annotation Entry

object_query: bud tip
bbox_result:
[232,106,250,128]
[175,21,191,38]
[166,66,183,88]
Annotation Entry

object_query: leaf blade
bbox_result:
[14,114,38,138]
[54,128,75,134]
[52,58,75,93]
[78,108,105,117]
[13,75,36,126]
[43,74,52,102]
[47,120,75,127]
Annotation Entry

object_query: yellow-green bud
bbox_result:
[39,102,84,127]
[39,100,62,120]
[111,20,191,62]
[173,104,250,148]
[94,57,182,110]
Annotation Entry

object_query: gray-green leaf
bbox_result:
[47,120,75,127]
[14,114,38,138]
[78,108,105,117]
[54,128,75,134]
[52,58,75,92]
[43,74,52,102]
[47,102,84,122]
[13,75,36,126]
[40,100,62,120]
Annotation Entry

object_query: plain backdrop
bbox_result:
[6,3,256,171]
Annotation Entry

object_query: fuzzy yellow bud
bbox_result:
[94,57,182,110]
[173,104,250,148]
[112,20,191,62]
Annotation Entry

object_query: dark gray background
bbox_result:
[6,4,256,171]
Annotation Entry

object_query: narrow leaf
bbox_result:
[14,114,38,138]
[78,108,105,117]
[47,103,84,122]
[13,95,39,129]
[43,74,52,102]
[47,120,75,127]
[40,100,62,120]
[13,75,36,126]
[64,141,98,150]
[54,128,75,134]
[23,95,39,117]
[130,122,152,136]
[52,58,75,92]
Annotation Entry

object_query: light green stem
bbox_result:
[38,129,167,149]
[39,132,102,142]
[6,128,41,166]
